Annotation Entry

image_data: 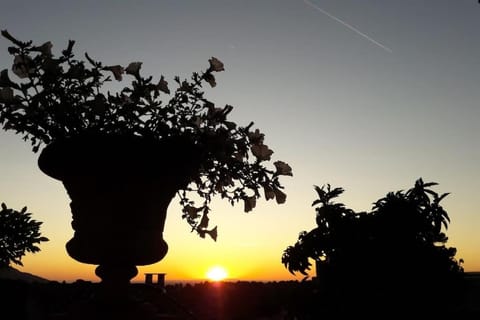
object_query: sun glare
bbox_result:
[206,266,228,282]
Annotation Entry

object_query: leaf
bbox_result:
[180,81,193,93]
[329,187,344,199]
[85,52,99,67]
[311,199,322,207]
[62,40,75,57]
[207,105,223,119]
[437,192,450,203]
[7,46,20,54]
[313,185,325,199]
[224,121,236,130]
[183,205,202,219]
[1,30,31,48]
[208,57,224,72]
[422,182,438,188]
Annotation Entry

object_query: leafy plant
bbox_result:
[282,178,463,279]
[282,179,465,316]
[0,202,48,267]
[0,30,292,239]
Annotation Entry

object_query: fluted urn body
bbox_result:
[38,133,199,283]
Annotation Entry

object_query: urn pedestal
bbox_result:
[38,134,199,318]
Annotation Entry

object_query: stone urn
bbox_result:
[38,133,200,288]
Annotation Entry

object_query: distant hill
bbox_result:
[0,267,50,283]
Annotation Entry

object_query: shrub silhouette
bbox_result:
[0,203,48,267]
[282,178,464,315]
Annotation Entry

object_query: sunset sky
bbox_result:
[1,0,479,283]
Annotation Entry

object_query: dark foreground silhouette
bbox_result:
[1,275,480,320]
[281,179,468,318]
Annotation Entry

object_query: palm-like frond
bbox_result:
[312,184,344,207]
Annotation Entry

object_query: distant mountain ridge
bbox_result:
[0,267,50,283]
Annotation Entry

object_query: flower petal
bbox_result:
[263,185,276,201]
[125,62,142,76]
[274,161,293,176]
[248,129,264,145]
[36,41,53,56]
[0,87,14,102]
[0,69,19,89]
[203,72,216,87]
[273,187,287,204]
[12,55,33,79]
[209,57,224,72]
[251,144,273,161]
[198,212,209,229]
[103,65,124,81]
[244,196,256,212]
[207,226,218,241]
[157,76,170,94]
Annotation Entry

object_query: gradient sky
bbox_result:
[1,0,479,283]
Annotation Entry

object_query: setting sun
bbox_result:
[206,266,228,282]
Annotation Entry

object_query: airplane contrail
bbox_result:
[303,0,393,53]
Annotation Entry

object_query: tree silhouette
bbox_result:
[0,203,48,267]
[282,178,464,315]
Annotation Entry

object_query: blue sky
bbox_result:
[1,0,479,281]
